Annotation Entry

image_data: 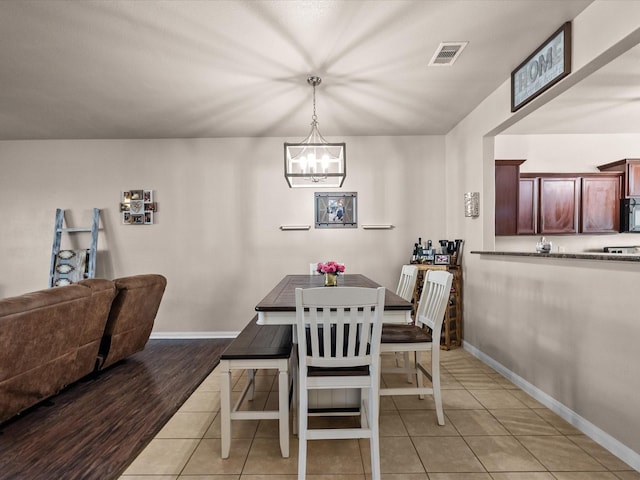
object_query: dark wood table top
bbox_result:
[255,274,412,313]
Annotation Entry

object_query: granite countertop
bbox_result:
[470,250,640,262]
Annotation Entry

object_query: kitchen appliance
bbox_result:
[621,197,640,232]
[603,246,640,254]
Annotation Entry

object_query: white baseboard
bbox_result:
[150,331,240,339]
[463,341,640,472]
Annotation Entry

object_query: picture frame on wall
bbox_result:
[121,189,156,224]
[314,192,357,228]
[511,22,571,112]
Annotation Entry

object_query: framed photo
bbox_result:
[315,192,357,228]
[130,190,143,201]
[434,254,450,265]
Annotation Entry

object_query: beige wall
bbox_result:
[0,135,446,333]
[446,0,640,465]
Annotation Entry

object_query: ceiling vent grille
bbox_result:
[428,41,468,66]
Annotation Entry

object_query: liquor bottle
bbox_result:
[426,239,434,264]
[411,243,418,263]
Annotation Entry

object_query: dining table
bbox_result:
[255,274,413,325]
[254,273,413,411]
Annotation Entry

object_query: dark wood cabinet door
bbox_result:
[627,161,640,196]
[495,160,525,236]
[581,174,621,233]
[540,177,579,234]
[518,177,537,234]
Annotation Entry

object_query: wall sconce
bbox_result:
[464,192,480,217]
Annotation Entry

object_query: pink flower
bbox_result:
[317,261,345,275]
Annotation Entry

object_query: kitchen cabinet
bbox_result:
[495,160,525,235]
[517,173,621,235]
[581,174,621,233]
[539,176,580,234]
[496,158,623,235]
[597,158,640,197]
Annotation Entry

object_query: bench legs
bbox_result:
[220,358,290,459]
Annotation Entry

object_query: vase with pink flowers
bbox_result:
[316,261,345,286]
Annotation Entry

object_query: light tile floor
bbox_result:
[120,348,639,480]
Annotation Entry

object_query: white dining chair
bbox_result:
[295,286,385,480]
[393,265,419,380]
[379,270,453,425]
[396,264,418,302]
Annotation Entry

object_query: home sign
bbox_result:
[511,22,571,112]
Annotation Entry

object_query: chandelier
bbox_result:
[284,76,346,188]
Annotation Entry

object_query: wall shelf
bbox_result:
[361,224,394,230]
[279,225,311,231]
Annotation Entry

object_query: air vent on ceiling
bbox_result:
[428,41,468,66]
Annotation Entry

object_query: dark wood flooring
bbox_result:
[0,338,230,480]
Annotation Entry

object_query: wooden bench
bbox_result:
[219,315,293,458]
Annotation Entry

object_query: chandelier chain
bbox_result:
[311,82,317,125]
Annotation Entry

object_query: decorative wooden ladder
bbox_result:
[49,208,100,287]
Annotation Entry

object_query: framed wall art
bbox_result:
[315,192,357,228]
[434,254,451,265]
[511,22,571,112]
[121,190,157,225]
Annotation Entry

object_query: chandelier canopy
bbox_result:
[284,76,346,188]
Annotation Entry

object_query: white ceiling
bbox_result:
[0,0,603,141]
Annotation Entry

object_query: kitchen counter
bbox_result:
[471,251,640,262]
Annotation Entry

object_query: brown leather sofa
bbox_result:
[0,274,166,424]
